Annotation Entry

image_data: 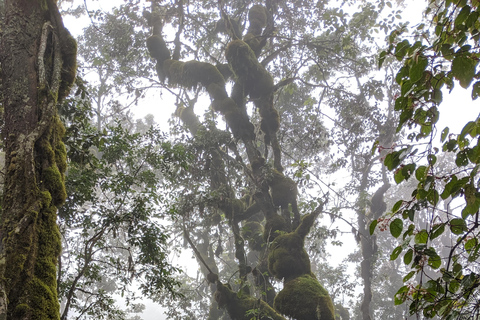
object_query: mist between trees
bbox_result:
[1,0,480,319]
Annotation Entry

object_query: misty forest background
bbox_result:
[1,0,480,319]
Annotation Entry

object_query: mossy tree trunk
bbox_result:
[0,0,76,319]
[146,2,334,319]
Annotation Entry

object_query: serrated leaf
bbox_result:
[390,219,403,238]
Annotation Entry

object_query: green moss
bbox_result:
[225,40,273,99]
[248,5,267,31]
[214,282,286,320]
[13,304,29,318]
[268,232,310,281]
[207,83,228,101]
[58,32,77,102]
[274,274,335,320]
[42,166,66,207]
[244,5,267,53]
[146,34,170,63]
[242,221,264,251]
[163,60,226,94]
[263,214,288,243]
[268,170,298,211]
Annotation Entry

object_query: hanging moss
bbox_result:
[58,32,77,102]
[274,274,335,320]
[263,214,288,243]
[225,40,273,99]
[242,221,264,251]
[215,63,233,81]
[214,282,286,320]
[268,232,310,281]
[247,5,267,34]
[268,170,298,213]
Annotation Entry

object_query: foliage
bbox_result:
[373,0,480,318]
[56,88,190,319]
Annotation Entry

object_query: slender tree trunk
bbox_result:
[0,0,76,318]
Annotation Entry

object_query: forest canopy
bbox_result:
[0,0,479,320]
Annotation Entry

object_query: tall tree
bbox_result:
[0,0,76,319]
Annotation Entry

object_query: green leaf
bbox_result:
[404,248,413,265]
[456,150,469,167]
[392,200,403,213]
[395,40,410,61]
[431,88,443,103]
[403,270,415,282]
[460,121,476,139]
[451,56,478,88]
[450,218,467,235]
[390,218,403,238]
[385,149,408,171]
[402,163,416,181]
[410,57,428,83]
[472,81,480,100]
[379,51,388,69]
[441,127,450,142]
[428,254,442,269]
[465,237,478,252]
[394,169,405,184]
[415,166,427,182]
[455,5,471,26]
[394,285,409,305]
[415,230,428,244]
[431,224,445,240]
[369,219,378,235]
[391,246,403,260]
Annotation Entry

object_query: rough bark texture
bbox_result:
[0,0,76,319]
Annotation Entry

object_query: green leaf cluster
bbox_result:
[377,1,480,318]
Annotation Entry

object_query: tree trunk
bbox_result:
[0,0,76,318]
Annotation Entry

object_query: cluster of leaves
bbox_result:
[57,88,191,319]
[372,0,480,318]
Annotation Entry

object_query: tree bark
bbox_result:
[0,0,76,318]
